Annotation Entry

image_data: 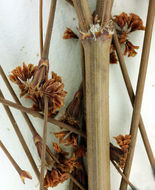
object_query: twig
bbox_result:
[111,160,137,190]
[72,0,93,31]
[0,65,39,138]
[0,90,136,189]
[39,0,43,55]
[113,30,155,171]
[0,140,32,184]
[0,97,86,138]
[40,96,48,190]
[120,0,155,189]
[0,75,83,190]
[42,0,57,59]
[0,90,40,181]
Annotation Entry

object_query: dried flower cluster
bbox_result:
[63,12,145,64]
[44,143,85,187]
[43,85,86,188]
[9,62,67,116]
[112,134,131,169]
[113,12,145,58]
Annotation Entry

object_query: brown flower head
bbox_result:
[44,169,70,188]
[63,28,78,39]
[114,134,131,152]
[9,63,37,97]
[9,62,67,116]
[44,143,81,188]
[111,134,131,169]
[113,12,145,57]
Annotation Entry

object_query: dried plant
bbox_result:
[9,62,67,116]
[112,134,131,169]
[113,12,145,57]
[63,28,78,39]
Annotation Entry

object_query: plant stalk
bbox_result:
[40,96,48,190]
[0,90,40,181]
[113,30,155,171]
[39,0,43,55]
[72,0,93,32]
[0,140,32,184]
[82,36,112,190]
[0,97,86,137]
[41,0,57,59]
[120,0,155,189]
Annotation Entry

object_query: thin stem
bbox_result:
[40,96,48,190]
[0,140,32,184]
[0,97,86,138]
[72,0,93,31]
[111,160,137,190]
[0,140,21,174]
[120,0,155,189]
[42,0,57,59]
[39,0,43,55]
[0,65,38,138]
[0,90,40,181]
[113,30,155,170]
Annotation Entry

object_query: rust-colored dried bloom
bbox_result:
[44,169,70,188]
[44,143,82,188]
[124,40,139,57]
[20,170,32,184]
[113,12,145,57]
[111,134,131,169]
[9,62,37,97]
[54,131,78,147]
[63,28,78,39]
[55,84,83,147]
[9,62,67,116]
[114,134,131,152]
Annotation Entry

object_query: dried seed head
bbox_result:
[9,62,67,116]
[113,12,145,57]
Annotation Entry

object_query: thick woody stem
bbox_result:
[83,36,112,190]
[120,0,155,189]
[72,0,93,32]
